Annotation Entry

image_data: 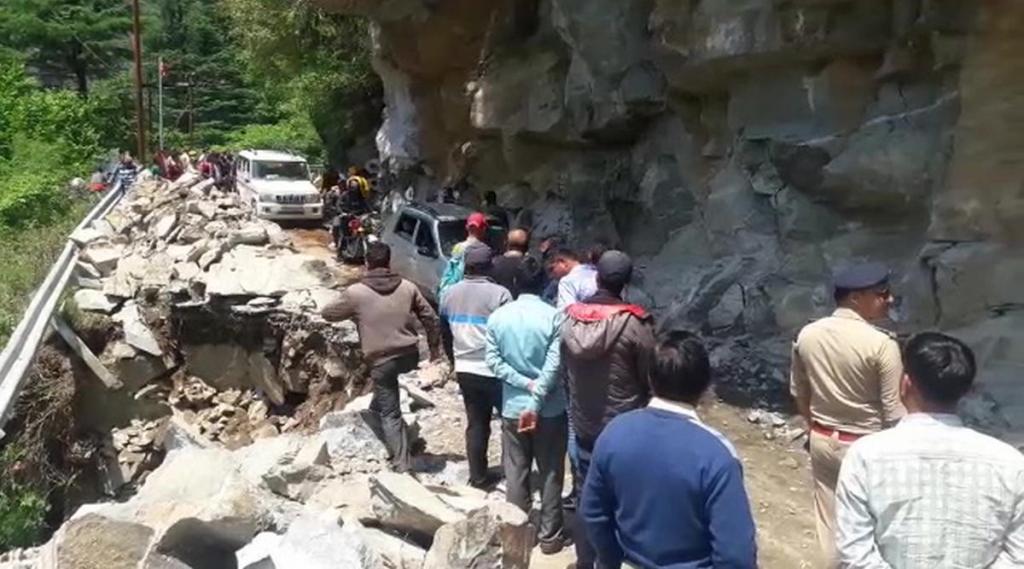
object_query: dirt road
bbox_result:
[282,225,361,286]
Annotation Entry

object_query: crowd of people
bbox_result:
[322,210,1024,568]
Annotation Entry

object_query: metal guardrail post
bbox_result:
[0,180,127,438]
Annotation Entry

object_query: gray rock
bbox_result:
[82,244,125,276]
[70,227,106,247]
[318,410,389,465]
[240,513,381,569]
[38,513,155,569]
[158,414,213,453]
[187,200,218,220]
[112,301,162,356]
[369,472,464,538]
[229,223,269,246]
[76,260,103,280]
[236,532,281,569]
[422,503,532,569]
[171,262,201,282]
[152,213,178,240]
[343,521,426,569]
[205,246,332,297]
[73,289,120,314]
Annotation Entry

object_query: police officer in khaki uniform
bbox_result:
[790,262,905,568]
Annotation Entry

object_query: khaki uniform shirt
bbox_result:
[790,308,905,435]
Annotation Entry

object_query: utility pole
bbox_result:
[158,56,164,151]
[130,0,146,162]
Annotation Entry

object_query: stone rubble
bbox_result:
[10,379,525,569]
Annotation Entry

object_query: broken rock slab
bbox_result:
[113,301,163,356]
[422,503,533,569]
[69,226,107,247]
[369,472,464,539]
[205,246,332,297]
[73,289,120,314]
[81,244,125,276]
[343,520,427,569]
[236,513,382,569]
[151,212,178,240]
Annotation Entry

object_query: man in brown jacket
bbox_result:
[322,242,442,472]
[561,250,655,569]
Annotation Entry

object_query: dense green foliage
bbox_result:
[0,54,125,229]
[0,0,131,95]
[0,446,49,549]
[221,0,381,163]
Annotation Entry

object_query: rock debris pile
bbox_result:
[3,174,534,568]
[5,371,532,569]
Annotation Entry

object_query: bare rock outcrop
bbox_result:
[309,0,1024,443]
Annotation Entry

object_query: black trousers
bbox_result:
[503,414,568,545]
[456,373,503,486]
[369,352,419,472]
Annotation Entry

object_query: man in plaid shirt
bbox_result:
[836,332,1024,568]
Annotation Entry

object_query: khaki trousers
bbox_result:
[809,430,852,569]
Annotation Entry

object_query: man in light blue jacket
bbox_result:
[485,257,569,555]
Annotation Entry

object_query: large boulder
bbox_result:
[233,514,381,569]
[205,246,332,297]
[422,503,533,569]
[38,514,155,569]
[368,473,464,539]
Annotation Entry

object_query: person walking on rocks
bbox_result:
[321,242,442,473]
[485,257,571,554]
[440,246,512,489]
[582,332,758,569]
[789,262,905,568]
[835,332,1024,568]
[561,250,655,568]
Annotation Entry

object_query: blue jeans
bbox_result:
[572,445,597,567]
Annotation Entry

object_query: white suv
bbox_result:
[235,150,323,220]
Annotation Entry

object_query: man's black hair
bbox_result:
[518,256,546,296]
[650,331,711,405]
[365,242,391,269]
[484,190,498,205]
[551,247,579,262]
[586,242,609,265]
[834,288,852,304]
[903,332,976,406]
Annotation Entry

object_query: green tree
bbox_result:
[221,0,380,164]
[147,0,269,150]
[0,0,131,95]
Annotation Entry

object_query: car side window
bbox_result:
[415,222,438,255]
[395,214,417,241]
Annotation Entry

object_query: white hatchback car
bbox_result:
[235,150,323,220]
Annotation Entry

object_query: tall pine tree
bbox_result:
[0,0,131,95]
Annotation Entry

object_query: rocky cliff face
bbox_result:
[315,0,1024,443]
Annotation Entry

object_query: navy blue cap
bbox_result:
[597,250,634,284]
[833,262,891,291]
[463,244,493,269]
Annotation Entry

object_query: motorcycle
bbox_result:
[336,212,377,264]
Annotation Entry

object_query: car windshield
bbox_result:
[437,220,506,257]
[252,160,308,180]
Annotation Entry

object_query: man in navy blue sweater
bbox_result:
[581,331,758,569]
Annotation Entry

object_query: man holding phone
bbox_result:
[485,257,570,555]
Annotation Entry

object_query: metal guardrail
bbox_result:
[0,180,126,438]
